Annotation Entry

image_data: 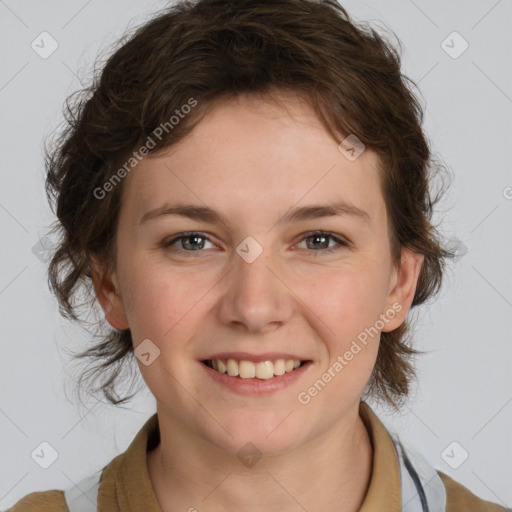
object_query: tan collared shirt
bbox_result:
[7,402,509,511]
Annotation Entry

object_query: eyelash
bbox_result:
[162,230,348,256]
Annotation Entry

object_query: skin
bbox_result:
[91,91,423,512]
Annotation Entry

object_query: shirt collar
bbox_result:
[104,401,401,512]
[359,401,402,511]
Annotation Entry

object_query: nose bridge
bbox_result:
[218,235,293,331]
[234,235,281,303]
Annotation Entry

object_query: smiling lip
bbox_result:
[201,352,309,363]
[200,359,313,396]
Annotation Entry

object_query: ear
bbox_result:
[381,249,424,332]
[89,255,129,330]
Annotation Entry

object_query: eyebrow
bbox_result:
[139,201,371,227]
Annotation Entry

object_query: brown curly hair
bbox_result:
[45,0,454,409]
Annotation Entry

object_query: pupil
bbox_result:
[185,235,203,250]
[310,235,327,249]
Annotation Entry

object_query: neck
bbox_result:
[147,402,374,512]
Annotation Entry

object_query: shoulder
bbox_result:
[438,470,510,512]
[5,489,68,512]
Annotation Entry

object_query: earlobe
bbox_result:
[89,255,130,330]
[382,249,424,332]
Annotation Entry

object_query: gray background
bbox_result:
[1,0,511,509]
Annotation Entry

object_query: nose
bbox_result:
[216,240,294,333]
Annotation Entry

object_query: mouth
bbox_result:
[201,358,311,380]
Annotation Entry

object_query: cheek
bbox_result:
[118,259,205,344]
[298,262,388,393]
[303,271,384,394]
[120,263,209,393]
[304,262,390,336]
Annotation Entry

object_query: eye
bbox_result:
[162,232,216,253]
[162,230,348,255]
[297,231,348,255]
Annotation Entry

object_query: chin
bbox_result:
[203,415,307,459]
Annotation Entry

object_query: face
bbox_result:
[92,92,423,456]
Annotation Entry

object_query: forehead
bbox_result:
[121,93,386,231]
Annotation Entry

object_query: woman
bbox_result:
[8,0,508,510]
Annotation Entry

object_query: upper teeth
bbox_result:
[209,358,302,379]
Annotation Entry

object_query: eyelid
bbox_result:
[295,230,350,254]
[163,231,218,249]
[297,230,349,245]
